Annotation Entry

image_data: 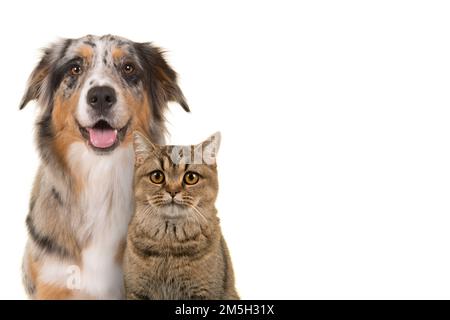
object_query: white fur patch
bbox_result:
[39,258,74,286]
[75,38,130,130]
[67,142,135,299]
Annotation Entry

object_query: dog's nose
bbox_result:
[87,86,117,113]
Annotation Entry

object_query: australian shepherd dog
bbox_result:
[20,34,189,299]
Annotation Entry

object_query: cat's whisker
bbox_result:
[153,202,168,207]
[141,200,163,218]
[146,194,161,205]
[141,205,157,218]
[188,210,202,228]
[188,205,208,224]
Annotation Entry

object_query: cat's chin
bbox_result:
[160,203,189,220]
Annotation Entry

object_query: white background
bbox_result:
[0,0,449,299]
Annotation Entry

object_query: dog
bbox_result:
[20,35,189,299]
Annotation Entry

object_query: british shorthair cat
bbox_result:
[123,131,239,300]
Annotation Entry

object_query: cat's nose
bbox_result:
[168,191,179,198]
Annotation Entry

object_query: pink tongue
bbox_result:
[87,128,117,148]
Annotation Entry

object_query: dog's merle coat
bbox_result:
[20,35,189,299]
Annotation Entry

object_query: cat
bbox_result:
[123,131,239,300]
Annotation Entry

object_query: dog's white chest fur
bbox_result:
[68,142,134,299]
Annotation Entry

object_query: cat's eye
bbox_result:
[149,170,165,184]
[184,172,200,185]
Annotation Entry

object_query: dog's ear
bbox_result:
[19,48,53,110]
[134,42,190,119]
[19,39,71,110]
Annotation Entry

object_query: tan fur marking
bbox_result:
[155,66,172,84]
[112,47,125,60]
[28,253,38,288]
[76,45,93,62]
[35,282,74,300]
[52,92,84,193]
[123,91,152,143]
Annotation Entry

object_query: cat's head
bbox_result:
[132,131,221,222]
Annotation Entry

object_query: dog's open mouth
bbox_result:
[87,120,118,148]
[79,120,130,152]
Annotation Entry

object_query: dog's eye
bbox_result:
[184,172,200,185]
[149,170,165,184]
[123,63,135,75]
[70,65,83,76]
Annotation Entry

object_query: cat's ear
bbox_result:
[133,131,157,166]
[195,131,221,165]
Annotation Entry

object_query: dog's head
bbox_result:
[20,35,189,162]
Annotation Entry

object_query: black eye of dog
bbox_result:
[123,63,135,74]
[70,65,82,76]
[184,172,200,185]
[149,170,165,184]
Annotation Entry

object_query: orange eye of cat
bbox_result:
[149,170,165,184]
[184,172,200,185]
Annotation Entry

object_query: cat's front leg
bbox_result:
[126,290,153,300]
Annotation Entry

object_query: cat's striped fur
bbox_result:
[123,132,239,300]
